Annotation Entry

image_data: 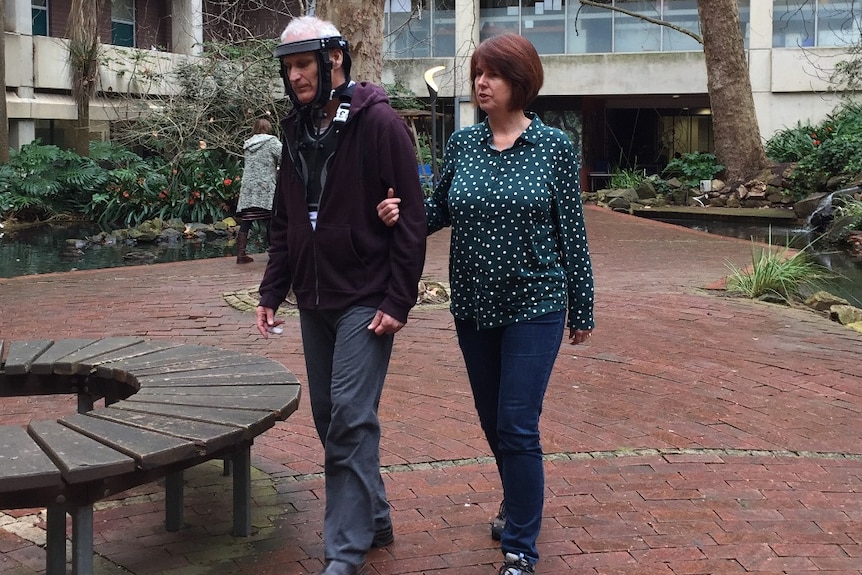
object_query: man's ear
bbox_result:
[329,49,343,70]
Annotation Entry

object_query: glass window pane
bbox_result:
[480,0,520,40]
[662,0,700,51]
[112,21,134,47]
[32,8,48,36]
[522,0,565,54]
[613,0,661,52]
[384,0,431,58]
[112,0,134,22]
[433,0,456,57]
[772,0,815,47]
[817,1,861,47]
[568,3,611,53]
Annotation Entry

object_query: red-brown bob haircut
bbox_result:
[470,33,543,111]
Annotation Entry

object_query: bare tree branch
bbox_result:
[577,0,702,45]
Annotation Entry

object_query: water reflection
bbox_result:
[0,223,268,278]
[659,218,862,306]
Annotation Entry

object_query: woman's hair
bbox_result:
[252,118,273,135]
[470,33,544,111]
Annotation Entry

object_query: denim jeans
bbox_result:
[300,305,394,566]
[455,311,566,565]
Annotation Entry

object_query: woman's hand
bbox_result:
[569,328,592,345]
[377,187,401,227]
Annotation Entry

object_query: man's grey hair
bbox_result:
[280,15,341,43]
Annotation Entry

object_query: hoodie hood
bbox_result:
[244,133,278,152]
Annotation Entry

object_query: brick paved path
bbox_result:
[1,206,860,574]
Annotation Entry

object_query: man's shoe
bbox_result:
[372,523,394,548]
[318,560,366,575]
[491,500,506,541]
[498,552,535,575]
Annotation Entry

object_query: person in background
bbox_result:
[377,33,595,575]
[255,15,427,575]
[235,117,282,263]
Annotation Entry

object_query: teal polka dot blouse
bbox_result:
[426,113,595,331]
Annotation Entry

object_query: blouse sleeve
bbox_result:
[552,136,595,330]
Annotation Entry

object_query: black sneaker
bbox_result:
[498,552,534,575]
[372,523,394,548]
[491,500,506,541]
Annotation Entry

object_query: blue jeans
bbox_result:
[300,305,394,566]
[455,311,566,565]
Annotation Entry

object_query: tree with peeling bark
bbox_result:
[67,0,107,157]
[579,0,770,183]
[315,0,386,84]
[0,0,8,162]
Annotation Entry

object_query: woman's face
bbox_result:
[473,64,513,115]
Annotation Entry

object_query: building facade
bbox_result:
[3,0,859,187]
[382,0,859,187]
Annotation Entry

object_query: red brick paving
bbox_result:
[1,206,861,574]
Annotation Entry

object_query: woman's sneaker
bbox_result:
[491,501,506,540]
[498,552,534,575]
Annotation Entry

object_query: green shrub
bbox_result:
[0,141,108,221]
[725,231,835,302]
[785,101,862,197]
[661,152,724,188]
[609,167,647,189]
[765,121,818,162]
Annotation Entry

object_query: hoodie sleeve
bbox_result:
[376,111,427,323]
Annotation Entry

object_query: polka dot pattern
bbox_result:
[426,113,595,330]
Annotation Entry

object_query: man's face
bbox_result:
[281,51,319,106]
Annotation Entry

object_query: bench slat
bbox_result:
[29,339,98,374]
[0,426,63,491]
[134,371,300,388]
[107,402,277,436]
[59,413,201,469]
[73,340,178,375]
[4,339,54,375]
[133,366,295,387]
[28,420,136,484]
[132,384,299,397]
[94,345,226,381]
[127,354,278,377]
[91,407,245,453]
[51,337,145,375]
[125,391,300,419]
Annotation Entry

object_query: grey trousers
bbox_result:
[299,305,394,566]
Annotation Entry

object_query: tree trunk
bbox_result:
[698,0,769,182]
[67,0,106,157]
[316,0,385,84]
[0,0,9,162]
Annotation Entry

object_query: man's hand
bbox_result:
[256,305,284,338]
[377,187,401,227]
[368,309,404,335]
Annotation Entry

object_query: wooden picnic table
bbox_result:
[0,337,301,575]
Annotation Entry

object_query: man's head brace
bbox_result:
[273,36,352,110]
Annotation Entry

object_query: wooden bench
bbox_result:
[0,337,301,575]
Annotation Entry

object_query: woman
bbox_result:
[235,117,282,263]
[378,33,594,575]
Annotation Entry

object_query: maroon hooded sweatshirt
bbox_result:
[258,82,427,324]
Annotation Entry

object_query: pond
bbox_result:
[0,222,268,278]
[1,218,860,307]
[656,218,862,307]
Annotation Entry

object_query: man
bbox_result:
[255,15,427,575]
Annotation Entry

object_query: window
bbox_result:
[32,0,48,36]
[773,0,861,48]
[384,0,455,58]
[112,0,135,47]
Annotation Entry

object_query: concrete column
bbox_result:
[6,0,37,149]
[454,0,478,129]
[171,0,203,56]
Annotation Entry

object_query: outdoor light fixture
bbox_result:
[424,65,446,183]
